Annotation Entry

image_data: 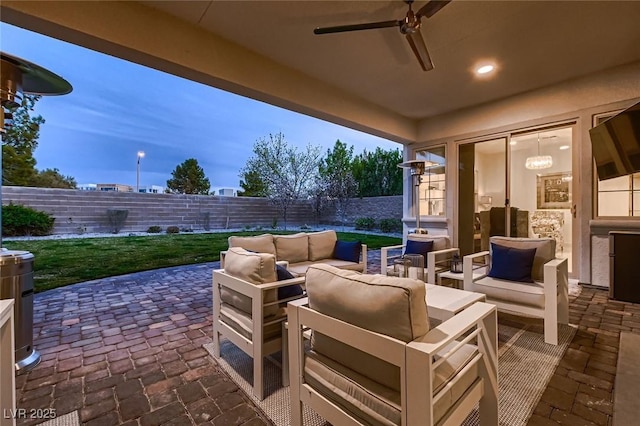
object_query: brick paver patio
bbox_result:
[12,251,639,425]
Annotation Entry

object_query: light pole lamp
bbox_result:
[399,160,428,235]
[136,151,145,192]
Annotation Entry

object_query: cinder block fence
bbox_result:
[2,187,402,234]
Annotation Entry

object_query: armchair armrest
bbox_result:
[219,250,228,268]
[361,244,368,273]
[380,244,405,276]
[426,248,460,284]
[462,251,489,291]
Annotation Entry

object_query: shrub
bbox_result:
[147,226,162,233]
[379,218,403,233]
[180,227,194,233]
[2,203,55,236]
[166,226,180,234]
[355,217,376,231]
[107,209,129,234]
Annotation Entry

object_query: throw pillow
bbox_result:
[333,240,362,263]
[488,243,537,283]
[404,239,434,260]
[276,264,304,300]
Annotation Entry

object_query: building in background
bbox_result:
[212,187,240,197]
[77,184,97,191]
[97,183,133,192]
[138,185,165,194]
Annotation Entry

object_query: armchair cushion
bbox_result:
[403,239,433,259]
[306,264,428,392]
[407,233,451,251]
[488,242,536,283]
[333,240,362,263]
[489,236,555,282]
[274,233,309,264]
[308,230,338,261]
[228,233,276,255]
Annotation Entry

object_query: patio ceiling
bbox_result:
[2,1,640,144]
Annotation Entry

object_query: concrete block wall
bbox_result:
[1,187,314,234]
[1,187,402,234]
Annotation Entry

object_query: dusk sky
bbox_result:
[0,23,400,189]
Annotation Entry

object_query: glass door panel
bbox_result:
[510,127,573,273]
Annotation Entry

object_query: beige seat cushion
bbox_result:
[489,236,555,281]
[470,276,545,309]
[274,233,309,263]
[305,264,428,392]
[221,247,278,317]
[308,230,338,261]
[228,234,276,255]
[407,234,451,251]
[303,342,479,426]
[288,259,363,276]
[219,303,284,342]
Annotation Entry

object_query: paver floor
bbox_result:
[13,251,639,425]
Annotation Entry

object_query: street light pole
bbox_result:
[136,151,145,192]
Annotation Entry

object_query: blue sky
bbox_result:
[1,23,400,189]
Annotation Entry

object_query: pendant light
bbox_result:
[525,133,553,170]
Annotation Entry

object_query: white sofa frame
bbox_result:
[287,297,499,426]
[212,269,306,400]
[462,250,569,345]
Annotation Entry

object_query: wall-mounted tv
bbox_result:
[589,100,640,180]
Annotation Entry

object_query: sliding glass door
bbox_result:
[458,125,575,273]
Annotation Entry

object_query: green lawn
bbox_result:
[3,231,401,292]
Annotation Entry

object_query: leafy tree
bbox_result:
[318,140,358,224]
[238,169,267,197]
[166,158,211,194]
[31,168,77,189]
[2,95,43,186]
[352,147,403,197]
[240,132,320,229]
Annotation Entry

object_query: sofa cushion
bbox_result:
[274,233,309,263]
[219,303,284,341]
[333,240,362,262]
[407,234,451,251]
[276,264,304,301]
[305,264,428,392]
[228,234,276,255]
[287,259,364,276]
[489,237,555,282]
[308,230,338,261]
[488,243,536,283]
[470,276,545,309]
[221,248,278,317]
[404,239,434,260]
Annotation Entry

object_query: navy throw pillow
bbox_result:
[276,264,304,300]
[488,243,537,283]
[333,240,362,263]
[404,239,434,261]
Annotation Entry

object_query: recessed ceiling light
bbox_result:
[559,145,570,150]
[476,65,495,75]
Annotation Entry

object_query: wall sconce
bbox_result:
[478,195,492,209]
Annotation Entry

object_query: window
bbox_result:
[594,112,640,217]
[416,146,446,216]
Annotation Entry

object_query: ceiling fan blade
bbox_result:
[314,20,400,35]
[405,29,434,71]
[416,0,452,19]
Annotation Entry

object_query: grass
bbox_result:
[3,231,401,293]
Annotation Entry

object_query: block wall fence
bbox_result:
[1,187,402,234]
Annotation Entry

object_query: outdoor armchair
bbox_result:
[212,247,306,400]
[462,236,569,345]
[380,234,458,283]
[288,264,498,426]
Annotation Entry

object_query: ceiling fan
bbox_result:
[314,0,451,71]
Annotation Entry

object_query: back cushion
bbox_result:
[306,264,428,391]
[228,234,276,255]
[308,230,338,260]
[489,236,555,282]
[407,233,451,251]
[221,247,278,317]
[274,233,309,263]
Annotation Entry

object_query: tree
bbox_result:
[238,169,267,197]
[240,132,320,229]
[351,147,403,197]
[2,94,43,186]
[166,158,211,194]
[318,140,358,225]
[31,168,77,189]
